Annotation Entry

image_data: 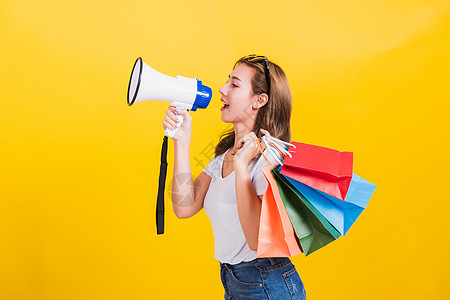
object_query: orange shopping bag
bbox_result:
[257,165,303,258]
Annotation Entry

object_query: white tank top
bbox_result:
[202,148,278,264]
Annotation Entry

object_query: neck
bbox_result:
[233,120,255,150]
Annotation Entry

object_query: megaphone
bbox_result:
[127,57,212,138]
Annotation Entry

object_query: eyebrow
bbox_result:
[228,75,241,81]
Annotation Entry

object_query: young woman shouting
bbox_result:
[163,55,306,300]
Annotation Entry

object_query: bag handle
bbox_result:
[256,129,296,167]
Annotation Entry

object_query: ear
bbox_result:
[252,93,269,110]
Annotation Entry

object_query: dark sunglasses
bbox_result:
[234,54,271,95]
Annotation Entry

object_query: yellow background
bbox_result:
[1,0,449,299]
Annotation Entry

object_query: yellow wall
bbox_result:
[1,0,449,299]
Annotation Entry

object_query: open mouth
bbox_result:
[221,100,230,111]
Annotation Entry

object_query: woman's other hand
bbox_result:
[162,105,192,143]
[234,132,261,167]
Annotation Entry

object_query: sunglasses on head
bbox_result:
[234,54,271,95]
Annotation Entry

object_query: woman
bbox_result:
[162,55,306,299]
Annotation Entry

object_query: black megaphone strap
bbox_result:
[156,136,168,234]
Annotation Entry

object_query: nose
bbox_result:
[219,83,226,96]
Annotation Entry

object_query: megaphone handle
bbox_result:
[164,112,184,138]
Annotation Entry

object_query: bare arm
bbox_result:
[234,165,263,250]
[162,106,211,219]
[172,138,211,218]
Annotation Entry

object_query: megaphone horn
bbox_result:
[127,57,212,138]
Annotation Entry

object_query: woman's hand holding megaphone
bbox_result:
[163,106,192,142]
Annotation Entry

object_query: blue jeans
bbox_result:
[220,257,306,299]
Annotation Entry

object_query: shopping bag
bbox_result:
[280,142,353,201]
[282,171,376,236]
[257,166,303,258]
[271,167,341,256]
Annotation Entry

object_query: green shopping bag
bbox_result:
[271,167,341,255]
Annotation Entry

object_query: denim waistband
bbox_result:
[220,257,291,271]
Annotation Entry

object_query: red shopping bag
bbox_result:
[280,142,353,201]
[257,166,303,258]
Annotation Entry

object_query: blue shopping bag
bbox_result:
[280,169,376,236]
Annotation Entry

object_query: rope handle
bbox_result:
[255,129,296,167]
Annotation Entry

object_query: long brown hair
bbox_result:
[214,56,293,157]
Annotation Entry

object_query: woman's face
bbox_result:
[219,63,257,124]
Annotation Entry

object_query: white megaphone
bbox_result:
[127,57,212,138]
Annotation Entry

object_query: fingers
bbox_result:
[244,132,257,144]
[260,128,271,137]
[169,106,191,119]
[163,106,179,130]
[163,117,177,130]
[234,132,263,165]
[162,120,171,131]
[167,106,178,122]
[176,107,192,121]
[236,132,257,150]
[163,105,192,132]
